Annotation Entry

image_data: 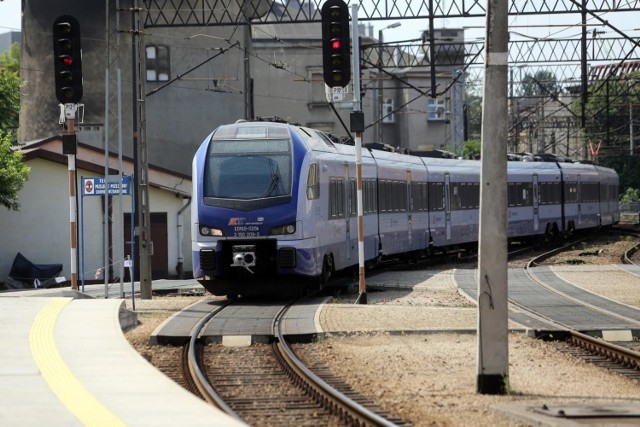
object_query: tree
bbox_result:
[521,70,560,97]
[573,71,640,194]
[0,41,29,210]
[0,42,21,136]
[465,95,482,140]
[0,42,20,74]
[0,131,29,210]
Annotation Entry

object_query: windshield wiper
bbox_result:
[260,159,283,198]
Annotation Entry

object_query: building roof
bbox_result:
[19,136,192,197]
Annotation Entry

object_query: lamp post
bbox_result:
[378,22,401,143]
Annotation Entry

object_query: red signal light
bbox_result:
[331,39,341,50]
[63,56,73,65]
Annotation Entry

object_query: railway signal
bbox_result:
[52,15,83,104]
[321,0,351,88]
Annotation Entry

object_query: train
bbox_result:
[191,119,620,297]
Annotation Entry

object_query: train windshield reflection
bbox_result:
[204,139,292,200]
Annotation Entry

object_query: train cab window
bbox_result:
[306,163,320,200]
[329,178,345,218]
[204,137,292,202]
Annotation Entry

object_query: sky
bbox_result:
[1,0,639,49]
[0,0,20,33]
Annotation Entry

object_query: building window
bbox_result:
[146,45,170,82]
[427,98,447,121]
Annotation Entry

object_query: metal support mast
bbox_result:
[131,2,153,299]
[351,4,367,305]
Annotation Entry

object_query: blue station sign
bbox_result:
[82,176,131,196]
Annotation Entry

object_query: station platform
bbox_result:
[0,293,243,427]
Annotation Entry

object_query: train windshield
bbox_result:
[204,138,292,200]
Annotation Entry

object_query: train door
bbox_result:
[444,173,451,240]
[406,170,413,246]
[532,174,539,232]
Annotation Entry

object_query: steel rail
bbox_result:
[185,301,243,421]
[567,330,640,371]
[521,233,640,378]
[272,303,397,427]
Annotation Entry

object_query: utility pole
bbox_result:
[131,2,153,299]
[477,0,509,395]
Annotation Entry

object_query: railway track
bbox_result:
[523,231,640,384]
[181,300,407,426]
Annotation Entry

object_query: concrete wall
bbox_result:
[19,2,462,175]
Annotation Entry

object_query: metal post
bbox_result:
[630,80,634,156]
[131,2,153,299]
[351,5,367,305]
[64,106,78,290]
[377,22,401,144]
[477,0,509,395]
[377,28,383,143]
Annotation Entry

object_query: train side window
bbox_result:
[329,178,345,218]
[508,183,516,207]
[450,183,460,210]
[411,182,427,212]
[306,163,320,200]
[370,180,378,213]
[349,180,357,215]
[428,182,445,211]
[363,180,369,213]
[472,183,480,208]
[564,182,578,203]
[522,183,532,206]
[379,180,387,212]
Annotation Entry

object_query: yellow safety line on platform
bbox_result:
[29,298,126,427]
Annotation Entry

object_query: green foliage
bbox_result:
[444,139,481,159]
[0,71,20,133]
[0,42,26,210]
[521,70,560,97]
[0,42,20,74]
[0,42,21,136]
[466,95,482,140]
[576,72,640,145]
[620,187,640,204]
[463,139,481,159]
[0,131,30,211]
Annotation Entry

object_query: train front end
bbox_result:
[191,121,312,296]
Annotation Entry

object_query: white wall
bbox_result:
[0,158,192,284]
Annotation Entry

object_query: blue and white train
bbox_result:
[191,120,619,297]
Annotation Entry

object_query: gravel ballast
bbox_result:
[125,235,640,426]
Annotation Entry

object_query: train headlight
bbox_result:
[269,223,296,235]
[200,226,224,236]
